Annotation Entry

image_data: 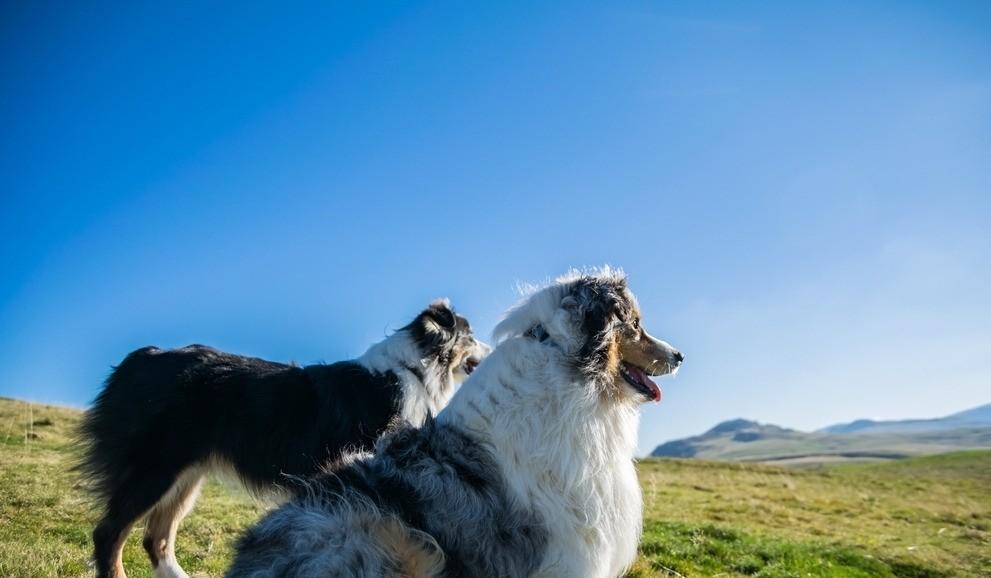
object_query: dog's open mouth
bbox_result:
[462,357,481,375]
[620,361,661,402]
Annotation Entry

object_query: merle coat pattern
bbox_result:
[225,268,683,578]
[79,300,488,578]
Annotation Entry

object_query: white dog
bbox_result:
[226,267,683,578]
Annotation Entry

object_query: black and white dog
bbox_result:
[79,299,489,578]
[225,268,683,578]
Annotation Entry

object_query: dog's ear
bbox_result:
[406,299,459,360]
[560,277,633,378]
[423,298,456,333]
[564,277,625,339]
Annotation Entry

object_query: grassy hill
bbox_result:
[2,398,989,577]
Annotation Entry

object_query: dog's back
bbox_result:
[80,345,404,497]
[82,346,281,497]
[79,299,487,578]
[79,344,404,578]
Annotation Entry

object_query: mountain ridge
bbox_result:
[651,402,991,465]
[817,402,991,434]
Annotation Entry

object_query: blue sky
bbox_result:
[2,1,989,454]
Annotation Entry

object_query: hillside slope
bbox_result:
[2,398,989,578]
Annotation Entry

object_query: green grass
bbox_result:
[0,398,263,578]
[632,455,991,577]
[1,398,988,577]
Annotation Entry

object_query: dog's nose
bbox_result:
[672,350,684,364]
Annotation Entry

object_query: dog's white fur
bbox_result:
[440,268,645,577]
[225,268,679,578]
[359,298,492,425]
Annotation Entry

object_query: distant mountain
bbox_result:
[818,403,991,434]
[949,403,991,423]
[652,419,804,458]
[650,402,991,465]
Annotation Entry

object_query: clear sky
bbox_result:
[2,1,989,454]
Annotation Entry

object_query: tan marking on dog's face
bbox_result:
[450,322,491,382]
[605,336,621,379]
[619,325,676,375]
[609,298,682,400]
[450,331,477,369]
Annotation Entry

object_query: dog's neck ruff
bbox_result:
[440,335,643,577]
[357,330,454,426]
[398,361,425,383]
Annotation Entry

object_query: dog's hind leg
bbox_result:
[142,469,204,578]
[93,471,181,578]
[93,514,134,578]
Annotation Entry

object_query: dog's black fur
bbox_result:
[226,419,548,578]
[79,301,483,578]
[86,346,403,491]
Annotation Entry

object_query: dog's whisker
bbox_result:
[647,359,660,374]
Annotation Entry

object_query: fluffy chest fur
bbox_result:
[440,337,643,578]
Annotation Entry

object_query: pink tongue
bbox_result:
[627,364,662,402]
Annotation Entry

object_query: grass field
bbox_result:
[1,398,988,578]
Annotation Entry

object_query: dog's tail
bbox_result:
[75,346,165,503]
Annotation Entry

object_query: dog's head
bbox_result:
[495,267,682,403]
[405,299,491,383]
